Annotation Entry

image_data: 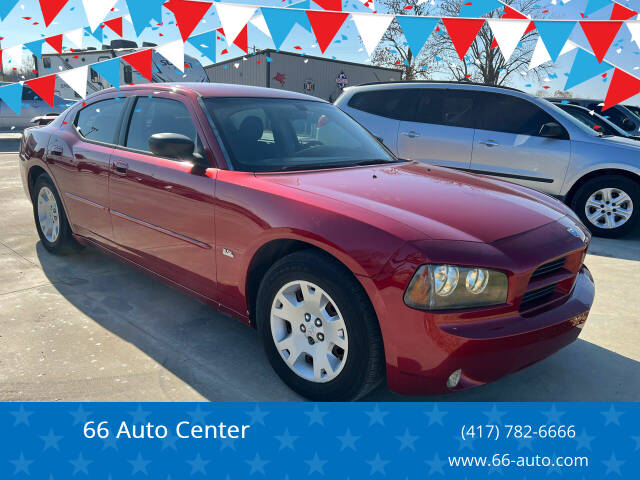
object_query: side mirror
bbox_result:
[149,133,195,160]
[539,122,564,138]
[621,118,635,132]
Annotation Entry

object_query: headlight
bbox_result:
[404,264,508,310]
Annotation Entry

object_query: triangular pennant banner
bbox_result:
[126,0,165,36]
[534,20,576,64]
[39,0,69,27]
[188,31,216,63]
[85,26,103,44]
[529,37,577,70]
[156,39,185,72]
[580,21,623,63]
[314,0,342,11]
[306,11,349,54]
[261,7,311,49]
[104,17,124,37]
[396,16,439,58]
[250,13,272,39]
[610,3,637,21]
[81,0,118,32]
[350,13,393,57]
[59,65,89,99]
[164,0,213,42]
[25,75,57,107]
[502,5,528,19]
[122,49,154,82]
[584,0,611,16]
[565,48,613,89]
[66,29,84,49]
[215,4,256,44]
[91,57,121,88]
[442,18,485,60]
[232,25,248,53]
[0,83,23,115]
[0,1,16,21]
[487,18,529,62]
[459,0,502,18]
[25,40,44,59]
[604,68,640,110]
[45,35,64,54]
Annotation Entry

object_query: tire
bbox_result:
[256,250,385,401]
[571,175,639,238]
[32,173,80,254]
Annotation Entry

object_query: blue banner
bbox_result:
[2,403,637,478]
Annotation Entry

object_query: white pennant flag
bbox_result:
[351,13,393,57]
[627,20,640,48]
[215,4,256,43]
[59,66,89,99]
[529,37,577,70]
[66,28,84,49]
[81,0,119,32]
[250,13,271,39]
[5,45,24,69]
[487,18,530,62]
[156,39,185,72]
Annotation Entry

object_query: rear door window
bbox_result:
[347,89,418,121]
[480,93,564,137]
[74,98,127,144]
[414,89,477,128]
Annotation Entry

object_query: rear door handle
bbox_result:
[479,140,499,147]
[401,131,421,138]
[113,160,128,175]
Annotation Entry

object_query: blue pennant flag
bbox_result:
[0,82,23,115]
[84,26,103,44]
[396,16,439,57]
[261,7,311,50]
[565,49,613,90]
[126,0,166,37]
[92,58,121,89]
[535,21,576,63]
[584,0,611,16]
[459,0,503,17]
[188,31,216,64]
[25,40,44,59]
[0,0,17,20]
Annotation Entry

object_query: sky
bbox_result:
[1,0,640,103]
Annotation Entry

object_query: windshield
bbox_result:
[203,97,398,172]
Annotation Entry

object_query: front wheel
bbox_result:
[256,250,384,401]
[572,175,639,238]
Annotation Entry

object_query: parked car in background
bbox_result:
[554,103,640,140]
[623,104,640,118]
[336,82,640,237]
[0,83,71,131]
[19,83,594,400]
[546,97,640,134]
[30,113,61,127]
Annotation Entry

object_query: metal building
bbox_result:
[205,49,402,102]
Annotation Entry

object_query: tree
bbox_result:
[371,0,440,80]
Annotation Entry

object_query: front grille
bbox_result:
[520,284,557,310]
[530,257,566,279]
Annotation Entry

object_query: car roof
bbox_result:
[95,82,326,102]
[343,81,524,95]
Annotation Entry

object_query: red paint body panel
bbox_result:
[18,83,595,395]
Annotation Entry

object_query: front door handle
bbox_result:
[113,160,128,175]
[479,140,499,147]
[401,131,421,138]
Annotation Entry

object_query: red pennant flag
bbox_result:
[104,17,123,37]
[610,3,637,21]
[25,75,57,107]
[38,0,69,27]
[164,0,213,41]
[233,25,248,53]
[442,18,485,60]
[490,37,498,49]
[307,11,349,54]
[580,21,623,63]
[603,68,640,111]
[45,34,64,54]
[502,6,527,19]
[122,49,154,82]
[314,0,342,11]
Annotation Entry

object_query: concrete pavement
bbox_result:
[1,151,639,402]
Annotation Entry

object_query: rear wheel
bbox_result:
[256,250,384,401]
[32,173,80,254]
[572,175,639,238]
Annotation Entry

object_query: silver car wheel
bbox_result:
[37,186,61,243]
[270,280,348,383]
[584,187,633,229]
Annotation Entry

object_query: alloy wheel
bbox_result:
[584,187,633,230]
[37,186,61,243]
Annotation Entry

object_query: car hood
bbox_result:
[262,162,568,243]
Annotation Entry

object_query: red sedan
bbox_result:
[19,83,595,400]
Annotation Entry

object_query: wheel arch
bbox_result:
[564,168,640,207]
[27,165,49,200]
